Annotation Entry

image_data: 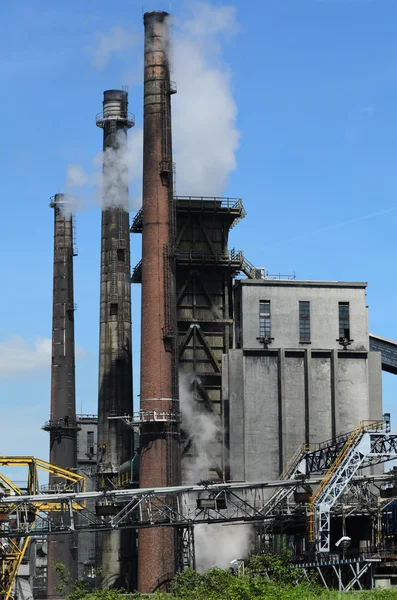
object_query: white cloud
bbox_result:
[89,26,141,70]
[0,336,89,379]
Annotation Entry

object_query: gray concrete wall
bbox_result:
[368,351,383,421]
[337,357,369,433]
[225,279,383,485]
[226,352,381,482]
[226,351,245,481]
[244,354,279,481]
[238,281,368,351]
[310,356,332,444]
[283,356,305,464]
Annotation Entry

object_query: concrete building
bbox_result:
[223,279,383,483]
[76,415,98,583]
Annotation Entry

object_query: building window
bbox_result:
[259,300,271,338]
[339,302,350,339]
[87,431,94,455]
[299,301,311,342]
[235,301,242,348]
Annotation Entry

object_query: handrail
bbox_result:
[95,111,135,126]
[308,419,386,542]
[174,195,244,211]
[279,444,312,480]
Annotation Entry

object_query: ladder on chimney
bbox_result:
[159,80,171,176]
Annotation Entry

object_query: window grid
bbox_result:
[259,300,271,338]
[299,301,311,342]
[339,302,350,339]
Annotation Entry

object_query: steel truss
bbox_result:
[308,419,397,552]
[2,419,397,598]
[0,458,84,600]
[0,473,395,541]
[298,556,381,592]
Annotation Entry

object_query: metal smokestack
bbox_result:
[45,193,78,598]
[138,11,181,593]
[96,90,134,588]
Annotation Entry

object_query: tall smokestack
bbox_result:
[138,11,181,593]
[45,193,77,598]
[96,90,134,588]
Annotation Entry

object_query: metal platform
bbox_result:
[130,197,246,235]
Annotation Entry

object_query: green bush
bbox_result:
[56,554,397,600]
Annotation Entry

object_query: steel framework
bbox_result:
[1,472,396,540]
[0,458,84,600]
[297,556,381,592]
[307,418,397,552]
[3,419,397,596]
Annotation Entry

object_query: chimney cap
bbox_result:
[103,89,128,102]
[143,10,170,25]
[49,193,66,208]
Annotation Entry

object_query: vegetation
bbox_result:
[55,555,397,599]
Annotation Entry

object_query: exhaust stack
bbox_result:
[138,11,181,593]
[45,193,78,598]
[96,90,134,588]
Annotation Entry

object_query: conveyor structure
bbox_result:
[2,417,397,595]
[370,334,397,375]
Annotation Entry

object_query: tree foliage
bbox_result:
[55,556,397,600]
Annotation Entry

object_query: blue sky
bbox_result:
[1,0,397,474]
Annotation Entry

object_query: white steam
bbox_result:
[195,524,252,572]
[78,0,240,206]
[89,26,141,71]
[179,373,221,485]
[172,2,240,196]
[180,373,252,571]
[65,128,143,211]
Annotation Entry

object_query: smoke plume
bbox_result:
[180,373,252,570]
[65,128,143,211]
[195,524,252,572]
[172,2,240,196]
[179,373,221,484]
[81,1,240,203]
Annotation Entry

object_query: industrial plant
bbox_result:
[3,8,397,600]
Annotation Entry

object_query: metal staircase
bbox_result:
[261,444,309,517]
[308,418,397,552]
[0,539,29,600]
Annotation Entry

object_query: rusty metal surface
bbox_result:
[138,11,181,594]
[47,194,78,598]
